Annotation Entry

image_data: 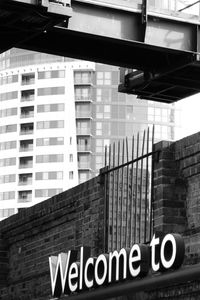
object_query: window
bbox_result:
[21,89,34,102]
[36,154,64,163]
[96,122,102,136]
[0,107,17,118]
[20,123,33,135]
[76,104,91,118]
[18,190,32,203]
[35,171,63,180]
[0,191,15,201]
[35,188,63,198]
[0,124,17,134]
[96,105,110,119]
[19,156,33,168]
[38,70,65,79]
[0,208,15,218]
[36,137,64,146]
[78,154,90,169]
[37,103,65,113]
[69,171,74,179]
[96,139,109,152]
[79,172,90,183]
[69,154,73,162]
[77,137,90,151]
[75,87,91,101]
[96,88,112,102]
[0,174,16,184]
[37,87,65,96]
[0,140,16,151]
[0,91,18,101]
[96,156,103,170]
[20,106,34,119]
[37,120,64,129]
[0,74,18,85]
[74,71,91,84]
[18,173,32,185]
[21,73,35,85]
[97,72,111,85]
[0,157,16,167]
[76,121,90,135]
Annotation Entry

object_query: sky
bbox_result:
[176,93,200,140]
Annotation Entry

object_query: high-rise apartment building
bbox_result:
[0,49,180,220]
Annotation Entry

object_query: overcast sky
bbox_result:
[176,93,200,140]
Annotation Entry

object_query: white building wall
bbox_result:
[0,61,95,220]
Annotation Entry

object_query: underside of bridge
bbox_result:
[1,0,200,103]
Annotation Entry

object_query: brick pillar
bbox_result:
[153,141,186,234]
[0,237,8,288]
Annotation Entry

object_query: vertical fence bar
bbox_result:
[149,125,155,241]
[144,127,149,243]
[107,144,111,251]
[120,139,125,248]
[139,130,145,243]
[129,135,134,247]
[134,133,139,243]
[111,142,115,251]
[116,141,120,250]
[125,137,129,248]
[105,145,107,167]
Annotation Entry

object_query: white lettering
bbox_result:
[129,244,141,277]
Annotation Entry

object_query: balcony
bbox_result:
[22,78,35,86]
[19,156,33,169]
[20,129,33,135]
[19,145,33,152]
[21,73,35,86]
[75,112,92,119]
[75,96,92,102]
[21,90,35,102]
[20,123,34,135]
[76,128,91,136]
[20,111,34,119]
[77,145,91,152]
[18,191,32,203]
[18,178,32,186]
[78,162,91,169]
[19,162,33,169]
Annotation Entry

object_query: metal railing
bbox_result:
[101,126,156,252]
[149,0,200,23]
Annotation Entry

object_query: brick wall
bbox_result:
[2,131,200,300]
[150,132,200,299]
[0,176,104,300]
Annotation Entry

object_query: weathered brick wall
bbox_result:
[153,132,200,264]
[150,132,200,299]
[0,176,104,300]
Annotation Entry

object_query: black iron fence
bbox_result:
[100,126,156,252]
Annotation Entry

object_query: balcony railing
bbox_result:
[18,196,32,203]
[21,95,34,102]
[18,179,32,185]
[76,112,91,118]
[20,112,34,119]
[21,78,35,85]
[74,79,92,85]
[75,96,92,102]
[20,129,33,135]
[77,145,91,152]
[19,162,33,169]
[76,128,91,135]
[19,145,33,152]
[78,162,91,169]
